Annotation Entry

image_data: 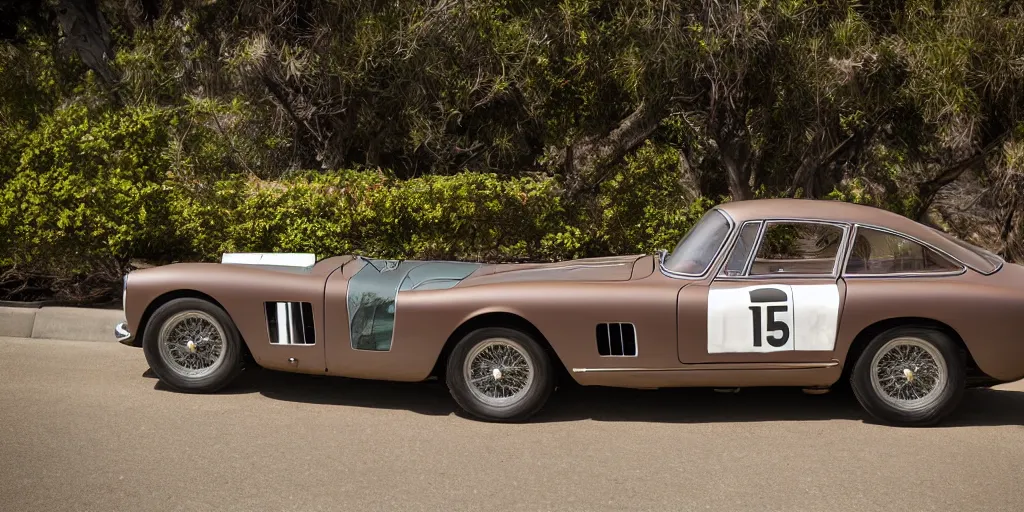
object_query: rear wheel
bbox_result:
[850,326,965,426]
[143,298,244,393]
[445,327,555,422]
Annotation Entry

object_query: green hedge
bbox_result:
[0,106,712,302]
[0,105,180,301]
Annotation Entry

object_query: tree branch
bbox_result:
[677,147,701,201]
[914,132,1009,220]
[558,100,666,196]
[1000,195,1018,255]
[718,134,752,201]
[52,0,118,86]
[261,73,325,169]
[787,125,876,198]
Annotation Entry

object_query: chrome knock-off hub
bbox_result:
[464,338,535,407]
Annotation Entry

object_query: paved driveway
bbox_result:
[1,337,1022,511]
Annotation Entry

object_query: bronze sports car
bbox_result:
[115,198,1024,426]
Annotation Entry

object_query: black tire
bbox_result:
[142,298,245,393]
[445,327,555,422]
[850,326,965,427]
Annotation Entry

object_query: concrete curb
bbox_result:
[0,306,122,342]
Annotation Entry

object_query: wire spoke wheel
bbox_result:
[157,310,228,379]
[463,338,535,408]
[869,336,948,413]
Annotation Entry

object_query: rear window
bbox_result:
[846,227,961,274]
[928,227,1003,273]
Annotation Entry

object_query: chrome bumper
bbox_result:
[114,322,135,347]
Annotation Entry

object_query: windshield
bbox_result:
[662,209,732,275]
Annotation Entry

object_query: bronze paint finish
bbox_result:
[122,199,1024,388]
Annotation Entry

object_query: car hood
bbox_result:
[457,254,648,287]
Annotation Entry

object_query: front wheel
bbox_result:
[850,326,965,426]
[142,298,244,393]
[445,327,555,422]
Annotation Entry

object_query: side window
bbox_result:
[719,221,762,276]
[749,222,845,276]
[845,227,961,275]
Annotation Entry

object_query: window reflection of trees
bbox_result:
[351,293,396,351]
[750,222,843,275]
[757,223,842,260]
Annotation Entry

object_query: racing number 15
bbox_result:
[748,304,790,348]
[746,288,792,349]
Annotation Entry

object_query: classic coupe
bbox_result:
[115,198,1024,426]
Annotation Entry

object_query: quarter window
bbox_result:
[749,222,845,276]
[719,221,762,276]
[845,227,961,275]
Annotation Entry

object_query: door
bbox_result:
[678,219,849,363]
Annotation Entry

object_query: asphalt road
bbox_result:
[1,337,1023,512]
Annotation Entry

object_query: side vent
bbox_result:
[596,323,637,356]
[265,302,316,345]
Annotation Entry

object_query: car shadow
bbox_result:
[534,385,1024,427]
[147,368,1024,427]
[149,367,458,417]
[941,388,1024,427]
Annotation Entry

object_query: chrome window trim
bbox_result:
[842,269,967,279]
[840,223,968,279]
[658,208,737,280]
[927,226,1005,275]
[741,220,768,276]
[717,218,852,281]
[989,259,1005,275]
[665,213,984,282]
[717,220,764,278]
[715,274,846,282]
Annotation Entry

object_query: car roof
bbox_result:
[715,198,1001,274]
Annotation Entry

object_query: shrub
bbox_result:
[598,141,715,254]
[0,104,180,301]
[169,170,588,264]
[1,117,711,303]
